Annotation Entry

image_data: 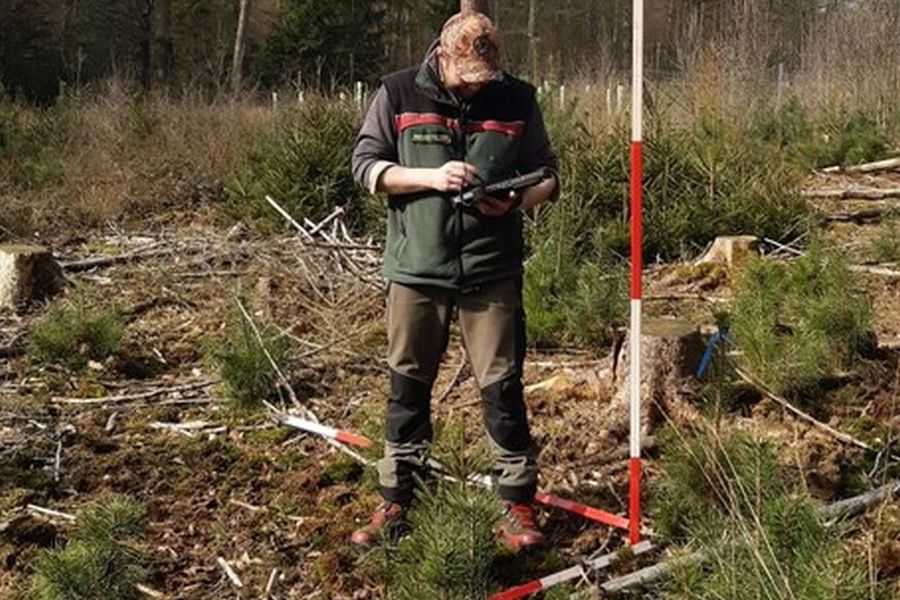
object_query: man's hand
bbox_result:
[476,190,519,217]
[429,161,479,193]
[520,176,558,212]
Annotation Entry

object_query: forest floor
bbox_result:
[1,168,898,599]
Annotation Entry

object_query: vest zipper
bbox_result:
[455,102,471,288]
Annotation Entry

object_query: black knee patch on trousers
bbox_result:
[385,370,433,444]
[381,482,414,504]
[482,375,531,452]
[499,482,538,503]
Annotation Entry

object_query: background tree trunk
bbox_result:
[460,0,490,17]
[527,0,538,82]
[157,0,173,88]
[135,0,154,91]
[231,0,251,96]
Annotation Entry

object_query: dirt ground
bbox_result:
[1,169,898,599]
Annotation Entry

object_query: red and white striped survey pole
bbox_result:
[628,0,645,547]
[278,414,373,449]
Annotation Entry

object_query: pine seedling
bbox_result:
[655,429,872,600]
[29,289,124,371]
[871,210,900,264]
[731,246,872,397]
[384,479,500,600]
[30,495,147,600]
[208,303,290,412]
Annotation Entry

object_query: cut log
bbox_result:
[696,236,759,269]
[0,245,65,310]
[849,265,900,279]
[602,319,704,441]
[821,157,900,174]
[824,206,893,223]
[801,187,900,200]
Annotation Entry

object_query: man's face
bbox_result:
[438,50,488,100]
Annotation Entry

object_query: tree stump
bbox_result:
[601,319,704,442]
[697,236,759,269]
[0,245,65,311]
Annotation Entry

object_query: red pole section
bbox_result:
[534,492,629,530]
[628,0,645,547]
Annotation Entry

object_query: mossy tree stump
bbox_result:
[0,245,65,311]
[602,319,704,441]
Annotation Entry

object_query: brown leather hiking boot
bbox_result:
[350,501,407,547]
[498,502,545,551]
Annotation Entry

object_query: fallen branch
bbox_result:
[821,157,900,174]
[149,420,223,438]
[645,293,729,304]
[307,206,345,236]
[60,246,175,272]
[229,498,267,513]
[51,380,217,405]
[820,480,900,522]
[136,584,166,599]
[735,368,878,453]
[265,568,278,597]
[878,338,900,351]
[264,196,314,242]
[801,187,900,200]
[598,479,900,594]
[823,206,892,223]
[762,238,900,279]
[217,557,244,589]
[849,264,900,279]
[528,359,607,370]
[26,504,76,522]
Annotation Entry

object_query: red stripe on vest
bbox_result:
[469,120,525,136]
[395,113,454,132]
[395,113,524,137]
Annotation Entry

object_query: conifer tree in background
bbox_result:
[251,0,385,88]
[1,1,897,101]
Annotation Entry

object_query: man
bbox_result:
[350,10,559,551]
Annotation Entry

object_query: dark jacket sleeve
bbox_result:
[351,85,399,194]
[517,95,560,201]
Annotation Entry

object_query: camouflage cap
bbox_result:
[440,12,503,84]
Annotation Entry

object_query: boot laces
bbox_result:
[371,502,402,526]
[507,503,536,530]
